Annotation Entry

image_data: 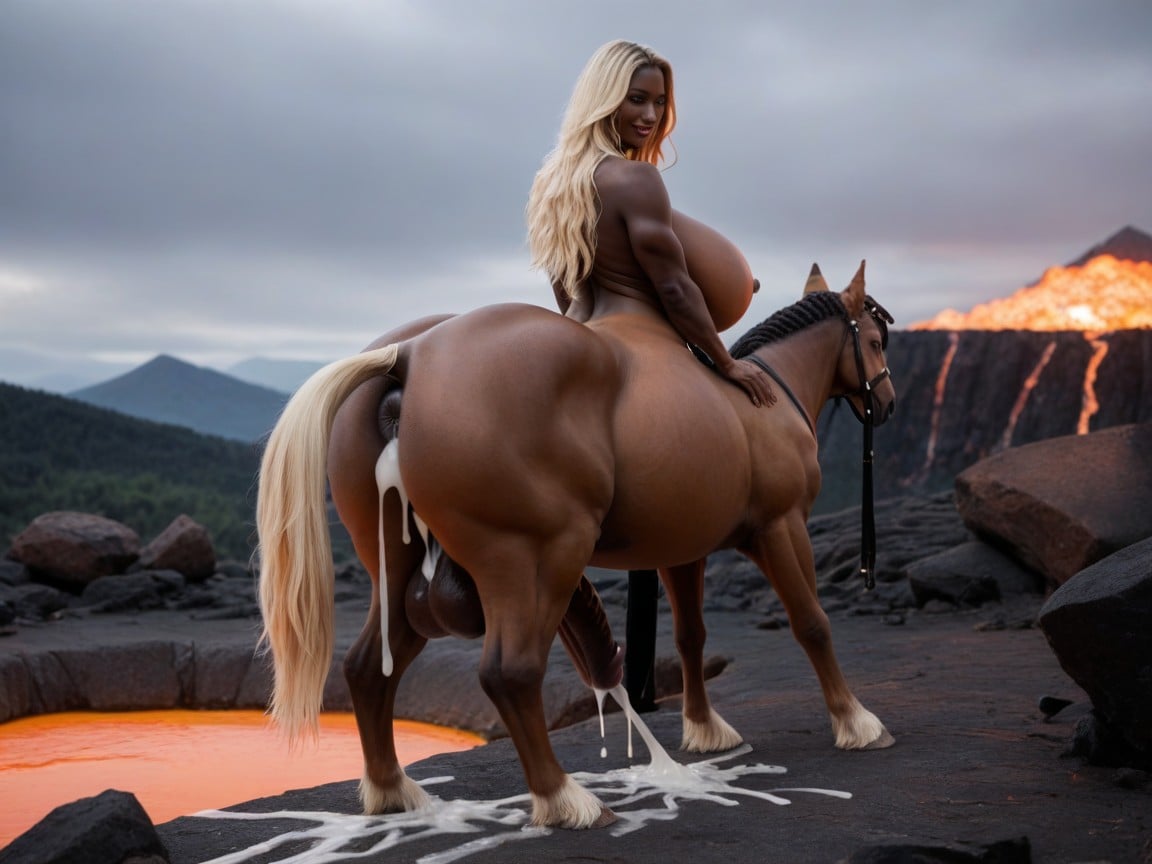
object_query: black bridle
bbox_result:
[742,301,892,590]
[694,297,893,588]
[844,304,892,590]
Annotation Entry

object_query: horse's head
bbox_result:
[807,261,897,425]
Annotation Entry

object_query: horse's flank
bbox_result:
[255,267,897,828]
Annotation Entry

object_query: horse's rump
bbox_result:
[394,305,767,572]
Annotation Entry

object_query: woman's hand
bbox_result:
[719,357,777,408]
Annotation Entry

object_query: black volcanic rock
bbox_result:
[954,423,1152,586]
[816,329,1152,513]
[1039,536,1152,770]
[905,541,1041,608]
[1066,225,1152,267]
[136,515,216,583]
[9,511,140,592]
[80,570,186,613]
[841,837,1032,863]
[0,789,169,864]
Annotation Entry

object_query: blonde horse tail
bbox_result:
[256,343,400,743]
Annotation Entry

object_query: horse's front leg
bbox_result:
[745,515,894,750]
[660,560,743,752]
[474,553,615,829]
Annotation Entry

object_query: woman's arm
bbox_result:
[614,163,775,407]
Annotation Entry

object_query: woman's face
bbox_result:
[614,65,666,151]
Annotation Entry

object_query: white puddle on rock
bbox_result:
[192,688,851,864]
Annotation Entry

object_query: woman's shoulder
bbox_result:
[594,156,666,200]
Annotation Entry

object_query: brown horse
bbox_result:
[256,262,897,830]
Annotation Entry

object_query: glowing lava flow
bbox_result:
[915,332,959,480]
[1000,341,1057,450]
[911,253,1150,438]
[912,255,1152,333]
[0,711,482,847]
[1078,335,1110,434]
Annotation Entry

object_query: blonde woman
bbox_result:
[527,38,775,408]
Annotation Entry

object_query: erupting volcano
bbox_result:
[813,226,1152,514]
[911,226,1152,333]
[903,226,1152,448]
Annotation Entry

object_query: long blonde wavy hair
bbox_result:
[527,39,677,301]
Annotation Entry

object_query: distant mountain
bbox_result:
[0,381,260,558]
[1066,225,1152,267]
[225,356,325,394]
[69,354,288,442]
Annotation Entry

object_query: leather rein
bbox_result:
[846,308,891,590]
[745,306,891,590]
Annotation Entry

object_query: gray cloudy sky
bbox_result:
[2,0,1151,385]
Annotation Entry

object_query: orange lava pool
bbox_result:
[0,710,483,846]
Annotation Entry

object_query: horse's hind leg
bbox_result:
[473,548,614,829]
[747,516,894,750]
[343,572,429,812]
[660,560,743,752]
[331,382,430,813]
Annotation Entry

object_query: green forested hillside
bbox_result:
[0,382,262,559]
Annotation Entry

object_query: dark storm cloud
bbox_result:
[0,1,538,257]
[1,0,1150,382]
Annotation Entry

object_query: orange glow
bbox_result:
[1001,341,1057,449]
[916,332,959,479]
[911,255,1152,332]
[0,710,483,846]
[1077,337,1110,434]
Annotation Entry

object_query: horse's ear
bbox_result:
[803,262,829,295]
[841,259,866,316]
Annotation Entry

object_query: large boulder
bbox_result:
[0,789,168,864]
[954,423,1152,586]
[136,515,216,583]
[1038,536,1152,769]
[904,541,1043,608]
[8,512,140,592]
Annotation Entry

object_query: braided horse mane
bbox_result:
[729,291,894,359]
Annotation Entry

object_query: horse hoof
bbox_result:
[682,708,744,753]
[360,771,432,814]
[592,805,618,829]
[863,728,895,750]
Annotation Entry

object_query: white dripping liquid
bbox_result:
[200,685,851,862]
[252,443,856,862]
[373,438,441,676]
[194,729,851,864]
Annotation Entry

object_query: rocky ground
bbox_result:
[3,491,1151,863]
[158,605,1150,864]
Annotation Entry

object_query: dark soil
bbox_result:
[157,601,1151,864]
